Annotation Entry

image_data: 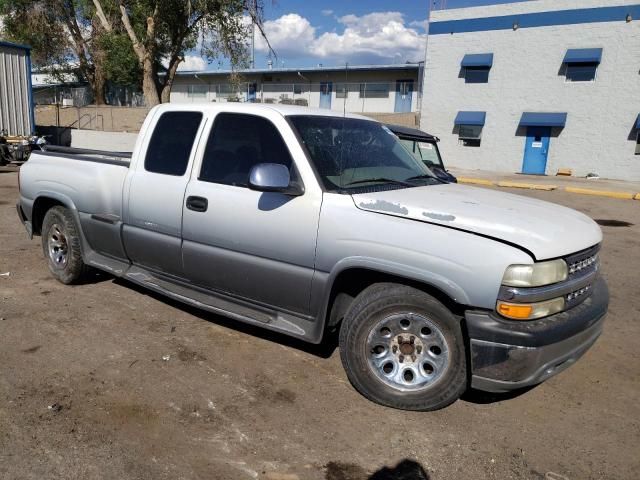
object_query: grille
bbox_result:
[566,284,592,308]
[568,253,599,275]
[565,244,600,277]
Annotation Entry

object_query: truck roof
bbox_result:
[385,124,438,142]
[151,102,375,121]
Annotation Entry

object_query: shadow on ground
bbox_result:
[111,276,340,359]
[461,385,537,405]
[326,459,430,480]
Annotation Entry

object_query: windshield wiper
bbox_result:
[343,177,414,187]
[405,173,444,184]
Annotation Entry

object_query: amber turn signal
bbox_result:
[496,297,565,320]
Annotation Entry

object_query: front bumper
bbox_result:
[466,276,608,392]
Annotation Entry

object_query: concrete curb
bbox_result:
[457,177,494,186]
[457,177,639,200]
[497,181,557,191]
[564,187,636,200]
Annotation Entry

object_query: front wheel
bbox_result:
[339,283,467,411]
[41,206,88,284]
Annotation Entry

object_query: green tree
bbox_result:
[0,0,128,104]
[92,0,273,106]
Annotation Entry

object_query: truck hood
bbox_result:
[352,183,602,260]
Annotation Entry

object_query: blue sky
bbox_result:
[183,0,531,71]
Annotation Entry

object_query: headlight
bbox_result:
[497,297,565,320]
[501,259,568,287]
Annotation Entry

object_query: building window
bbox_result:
[188,85,208,98]
[359,83,389,98]
[293,84,305,95]
[565,63,598,82]
[458,124,482,147]
[464,67,490,84]
[336,83,349,98]
[563,48,602,83]
[636,132,640,155]
[461,53,493,84]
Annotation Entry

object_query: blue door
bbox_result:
[394,80,414,113]
[248,82,257,102]
[320,82,332,109]
[522,126,551,174]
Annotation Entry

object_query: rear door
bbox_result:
[181,111,321,315]
[123,109,206,277]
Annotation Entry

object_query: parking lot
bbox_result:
[0,167,638,480]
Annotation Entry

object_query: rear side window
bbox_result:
[199,113,293,187]
[145,111,203,176]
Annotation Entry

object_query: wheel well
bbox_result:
[31,197,65,236]
[326,268,465,329]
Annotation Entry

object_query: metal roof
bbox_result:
[0,40,31,51]
[176,63,420,76]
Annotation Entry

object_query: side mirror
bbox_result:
[249,163,303,196]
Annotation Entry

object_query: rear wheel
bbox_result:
[339,283,467,411]
[41,206,88,284]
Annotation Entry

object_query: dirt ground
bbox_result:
[0,168,638,480]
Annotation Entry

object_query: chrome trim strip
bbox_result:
[498,267,598,303]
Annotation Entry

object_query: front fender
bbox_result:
[326,256,471,306]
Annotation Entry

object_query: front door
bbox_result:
[248,82,257,102]
[522,126,551,175]
[394,80,414,113]
[320,82,332,109]
[181,112,320,315]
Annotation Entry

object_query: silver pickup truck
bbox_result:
[16,104,608,411]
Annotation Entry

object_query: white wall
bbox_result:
[71,130,138,152]
[169,69,419,114]
[421,0,640,180]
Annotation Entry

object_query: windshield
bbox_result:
[288,116,437,193]
[397,138,444,169]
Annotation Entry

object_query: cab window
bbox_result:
[199,113,294,187]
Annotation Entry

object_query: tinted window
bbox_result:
[145,111,203,176]
[464,67,490,83]
[200,113,293,187]
[565,62,598,82]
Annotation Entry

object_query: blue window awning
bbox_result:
[461,53,494,68]
[636,114,640,129]
[563,48,602,64]
[454,111,486,126]
[519,112,567,127]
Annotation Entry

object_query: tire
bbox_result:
[339,283,467,411]
[41,206,88,284]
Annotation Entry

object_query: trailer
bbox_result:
[0,40,37,165]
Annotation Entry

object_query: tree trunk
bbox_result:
[142,56,160,107]
[160,55,183,103]
[93,63,107,105]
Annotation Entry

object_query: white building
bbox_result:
[421,0,640,180]
[170,64,421,115]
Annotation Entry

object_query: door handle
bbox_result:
[186,196,208,212]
